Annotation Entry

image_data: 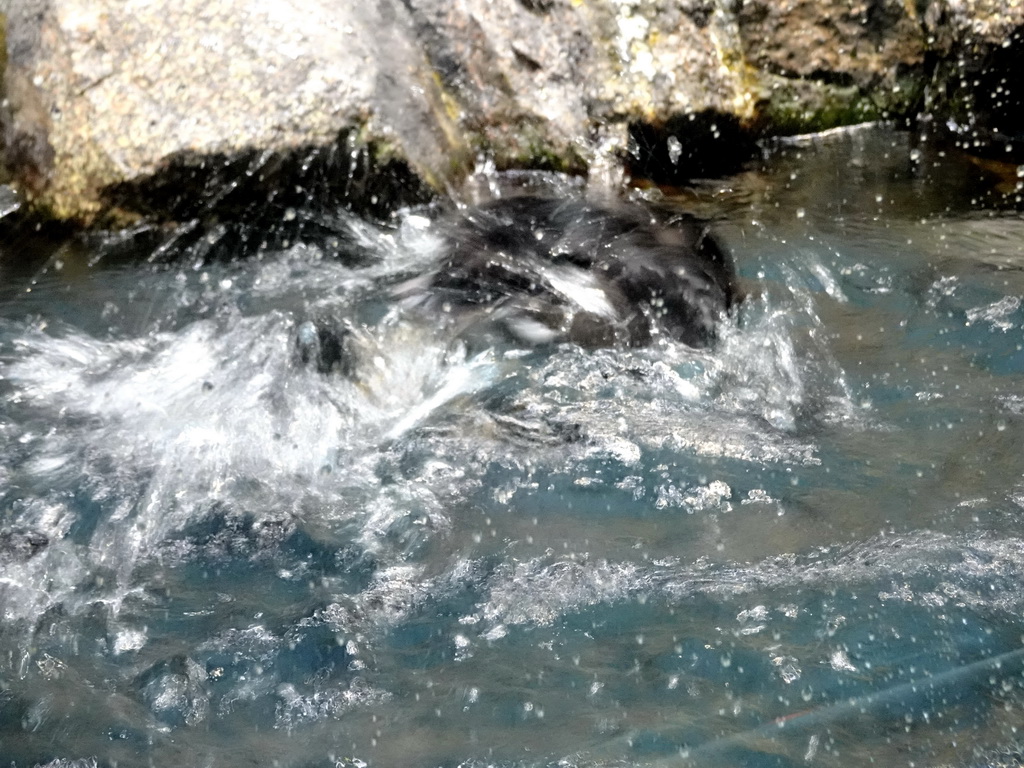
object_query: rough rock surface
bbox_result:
[736,0,927,133]
[2,0,1023,224]
[1,0,469,221]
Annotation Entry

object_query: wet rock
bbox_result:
[1,0,457,224]
[736,0,927,135]
[923,3,1024,161]
[2,0,1023,224]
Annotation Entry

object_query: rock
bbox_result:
[922,0,1024,160]
[736,0,927,135]
[1,0,1023,225]
[1,0,464,223]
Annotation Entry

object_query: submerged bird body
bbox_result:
[294,195,737,378]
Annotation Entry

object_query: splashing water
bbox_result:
[3,128,1024,767]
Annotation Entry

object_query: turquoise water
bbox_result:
[2,126,1024,767]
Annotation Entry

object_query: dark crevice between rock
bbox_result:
[397,0,465,87]
[625,113,757,186]
[96,131,435,266]
[857,0,913,48]
[517,0,555,14]
[684,1,716,29]
[0,204,77,274]
[512,46,544,72]
[401,0,515,103]
[926,29,1024,164]
[106,131,432,222]
[765,66,858,90]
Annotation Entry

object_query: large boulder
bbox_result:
[1,0,1022,225]
[0,0,470,222]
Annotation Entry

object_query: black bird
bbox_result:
[394,195,736,350]
[294,195,737,376]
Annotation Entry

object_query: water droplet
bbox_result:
[666,135,682,165]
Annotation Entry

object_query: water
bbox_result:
[2,126,1024,767]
